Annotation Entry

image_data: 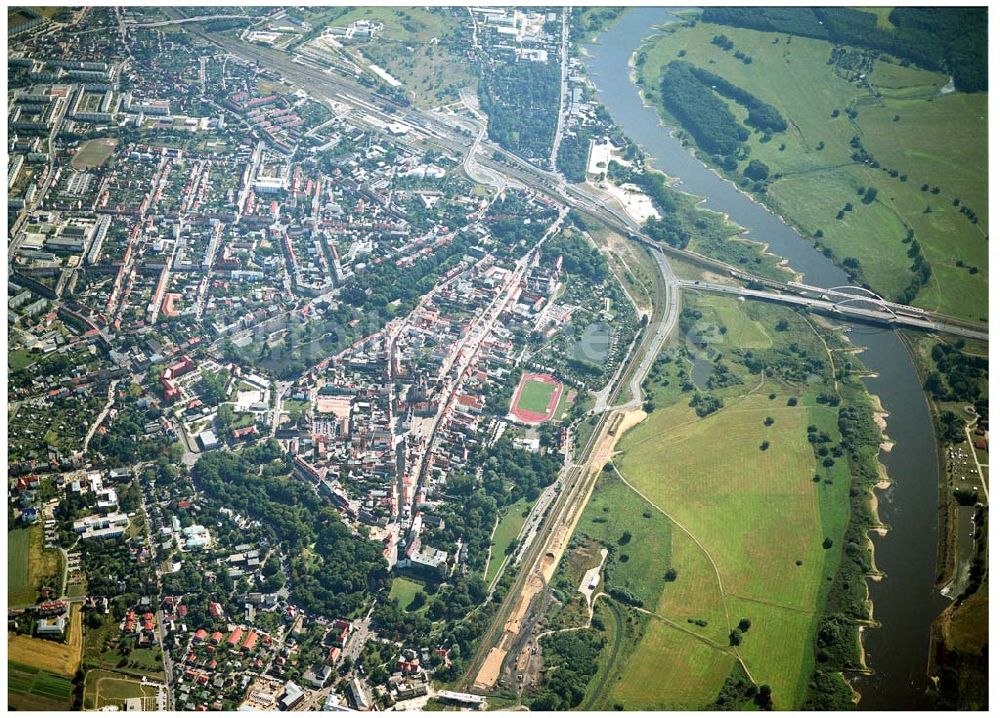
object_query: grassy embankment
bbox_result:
[484,497,535,586]
[535,282,882,710]
[634,18,987,321]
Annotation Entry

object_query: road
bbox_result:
[548,7,570,173]
[82,379,120,451]
[461,208,682,691]
[606,249,679,411]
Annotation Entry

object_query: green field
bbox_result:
[485,497,534,585]
[576,476,673,610]
[607,616,736,709]
[306,7,475,108]
[83,669,158,711]
[8,661,74,711]
[9,525,62,605]
[71,138,117,170]
[695,295,773,350]
[516,377,559,414]
[636,18,988,320]
[611,391,842,707]
[552,293,860,710]
[9,348,37,371]
[389,576,428,612]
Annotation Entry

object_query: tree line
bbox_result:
[659,60,749,157]
[701,7,987,92]
[684,63,787,133]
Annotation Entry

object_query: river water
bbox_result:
[584,8,950,708]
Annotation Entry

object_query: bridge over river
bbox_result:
[679,279,989,342]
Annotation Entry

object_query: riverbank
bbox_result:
[583,7,950,708]
[629,14,988,321]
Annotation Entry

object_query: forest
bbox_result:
[701,7,987,92]
[556,126,596,183]
[478,58,561,160]
[659,60,749,157]
[191,442,391,619]
[684,63,787,133]
[540,232,609,283]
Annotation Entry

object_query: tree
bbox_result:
[618,531,632,545]
[729,629,743,646]
[217,404,234,431]
[738,617,752,632]
[755,684,774,710]
[664,568,678,582]
[743,159,770,182]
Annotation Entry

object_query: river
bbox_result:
[584,8,950,709]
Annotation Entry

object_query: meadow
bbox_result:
[547,292,860,709]
[389,576,428,612]
[485,496,535,585]
[8,524,62,605]
[636,19,988,320]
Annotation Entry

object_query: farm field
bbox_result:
[9,604,84,677]
[8,661,74,711]
[485,497,534,585]
[636,19,988,320]
[8,524,62,605]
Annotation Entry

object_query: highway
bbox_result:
[604,249,678,411]
[679,280,990,342]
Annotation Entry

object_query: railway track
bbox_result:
[459,218,673,692]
